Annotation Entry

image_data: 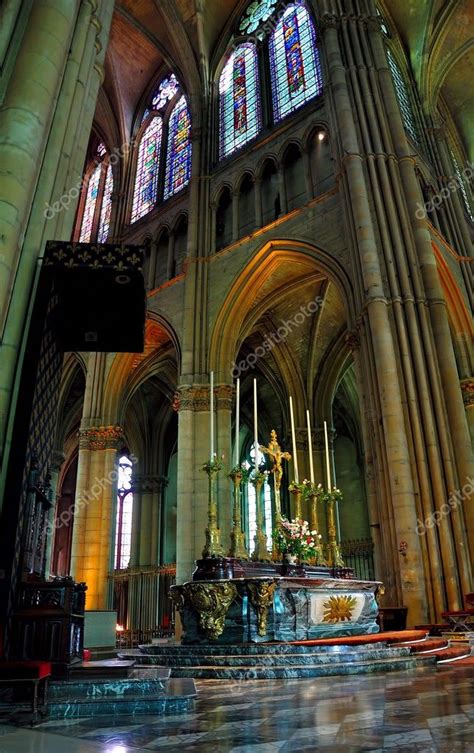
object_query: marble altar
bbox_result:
[170,577,383,644]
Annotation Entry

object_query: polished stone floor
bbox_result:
[0,666,473,752]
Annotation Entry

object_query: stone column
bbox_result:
[254,177,263,228]
[302,148,314,201]
[167,230,175,279]
[232,191,239,242]
[278,168,288,216]
[215,383,233,548]
[133,474,167,565]
[70,425,123,610]
[321,14,428,622]
[175,386,210,583]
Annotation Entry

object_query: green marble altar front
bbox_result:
[171,577,383,644]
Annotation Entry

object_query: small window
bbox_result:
[114,455,134,570]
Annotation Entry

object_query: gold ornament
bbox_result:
[322,595,357,623]
[183,582,237,640]
[248,580,277,636]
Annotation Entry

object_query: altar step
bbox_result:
[122,631,472,680]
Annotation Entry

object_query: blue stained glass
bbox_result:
[386,49,420,147]
[97,162,113,243]
[131,117,162,223]
[79,163,101,242]
[269,2,322,122]
[164,96,192,200]
[219,43,261,158]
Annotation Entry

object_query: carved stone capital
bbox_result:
[175,385,209,412]
[461,379,474,408]
[365,17,382,33]
[79,425,124,451]
[215,384,234,411]
[320,14,340,31]
[50,451,66,472]
[314,427,336,451]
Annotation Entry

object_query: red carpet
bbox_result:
[289,629,427,647]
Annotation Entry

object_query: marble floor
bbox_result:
[0,666,473,752]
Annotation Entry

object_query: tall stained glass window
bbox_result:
[386,49,420,147]
[131,117,162,223]
[79,163,101,242]
[244,442,273,553]
[219,42,261,159]
[97,162,113,243]
[269,2,322,123]
[115,455,134,570]
[164,96,192,200]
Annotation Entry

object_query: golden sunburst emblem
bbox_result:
[322,595,357,623]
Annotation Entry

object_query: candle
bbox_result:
[253,378,258,468]
[289,396,299,483]
[306,409,314,484]
[234,378,240,466]
[324,420,331,491]
[210,371,214,462]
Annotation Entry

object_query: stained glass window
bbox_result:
[219,42,261,158]
[152,73,179,110]
[97,162,113,243]
[269,2,322,123]
[115,455,133,570]
[131,117,162,223]
[386,49,420,147]
[239,0,278,33]
[79,163,101,242]
[450,149,474,221]
[244,442,273,553]
[164,96,192,200]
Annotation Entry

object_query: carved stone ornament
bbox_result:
[79,425,124,451]
[319,14,339,31]
[182,581,237,640]
[175,385,210,412]
[131,475,167,494]
[215,384,234,411]
[247,580,277,637]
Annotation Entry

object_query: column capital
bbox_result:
[319,14,340,31]
[345,329,361,352]
[50,451,66,472]
[174,384,209,412]
[314,427,336,451]
[215,383,234,411]
[78,425,124,450]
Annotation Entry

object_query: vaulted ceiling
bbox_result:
[95,0,472,160]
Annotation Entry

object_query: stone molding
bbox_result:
[215,384,234,411]
[175,384,234,412]
[79,425,124,451]
[132,475,168,494]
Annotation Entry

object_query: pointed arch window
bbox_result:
[219,42,261,159]
[78,142,113,243]
[115,455,134,570]
[269,2,322,123]
[386,49,420,147]
[243,442,273,553]
[164,95,192,200]
[131,117,163,223]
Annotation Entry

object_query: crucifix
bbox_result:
[260,430,291,520]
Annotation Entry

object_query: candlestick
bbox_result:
[324,420,331,491]
[210,371,214,462]
[306,409,314,484]
[234,378,240,466]
[253,378,258,468]
[289,396,299,483]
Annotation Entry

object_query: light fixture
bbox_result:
[318,131,326,141]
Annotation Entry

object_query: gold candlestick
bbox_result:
[308,492,327,566]
[289,487,303,519]
[228,469,248,559]
[251,473,270,561]
[202,463,224,558]
[327,497,344,567]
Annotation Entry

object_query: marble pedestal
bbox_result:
[170,577,383,644]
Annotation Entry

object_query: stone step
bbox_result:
[168,653,437,680]
[47,678,196,719]
[70,659,136,679]
[49,671,171,702]
[119,646,414,667]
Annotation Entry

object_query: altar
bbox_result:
[170,575,383,644]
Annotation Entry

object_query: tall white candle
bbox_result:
[210,371,214,462]
[289,396,299,483]
[234,378,240,466]
[324,420,331,491]
[253,378,258,468]
[306,409,314,484]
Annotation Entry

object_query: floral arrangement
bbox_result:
[201,455,225,474]
[273,517,322,562]
[228,464,251,483]
[313,482,343,505]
